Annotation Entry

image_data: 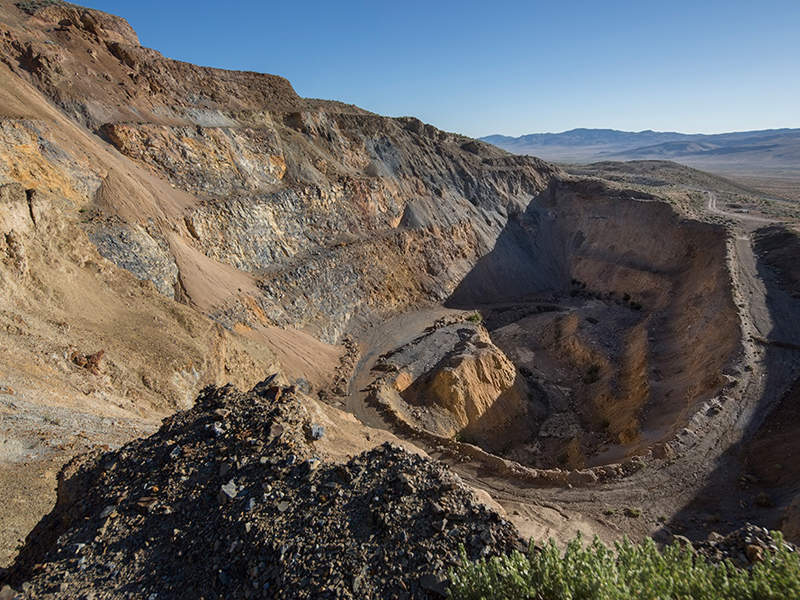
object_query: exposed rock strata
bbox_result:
[423,330,519,429]
[401,328,534,450]
[0,0,557,341]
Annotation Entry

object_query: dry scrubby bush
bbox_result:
[15,0,65,15]
[449,533,800,600]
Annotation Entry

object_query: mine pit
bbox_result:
[5,2,800,591]
[369,185,742,469]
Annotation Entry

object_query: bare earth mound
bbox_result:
[7,381,520,599]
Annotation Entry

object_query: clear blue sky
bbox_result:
[83,0,800,138]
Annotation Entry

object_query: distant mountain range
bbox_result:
[480,128,800,177]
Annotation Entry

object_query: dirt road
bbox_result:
[705,190,779,226]
[345,306,464,429]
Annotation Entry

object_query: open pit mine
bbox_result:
[1,1,800,598]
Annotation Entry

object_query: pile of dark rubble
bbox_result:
[693,524,796,568]
[3,379,521,599]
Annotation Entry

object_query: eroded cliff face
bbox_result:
[0,0,557,345]
[401,328,534,445]
[100,116,556,341]
[424,331,519,430]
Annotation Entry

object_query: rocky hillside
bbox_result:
[0,0,557,570]
[0,0,557,344]
[6,381,520,599]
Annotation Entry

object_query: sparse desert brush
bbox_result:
[15,0,64,15]
[449,532,800,600]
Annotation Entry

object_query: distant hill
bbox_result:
[480,128,800,178]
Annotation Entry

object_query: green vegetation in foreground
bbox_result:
[449,533,800,600]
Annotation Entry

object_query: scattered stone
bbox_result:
[309,424,325,441]
[397,472,416,495]
[135,497,157,513]
[6,382,520,599]
[694,524,794,568]
[219,480,238,503]
[707,531,724,544]
[70,349,105,375]
[672,535,693,551]
[293,378,311,394]
[0,586,17,600]
[745,544,764,563]
[267,422,283,442]
[652,442,675,460]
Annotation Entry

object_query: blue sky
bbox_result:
[83,0,800,138]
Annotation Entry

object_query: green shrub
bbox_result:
[448,532,800,600]
[466,312,483,324]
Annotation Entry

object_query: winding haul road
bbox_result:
[705,190,778,225]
